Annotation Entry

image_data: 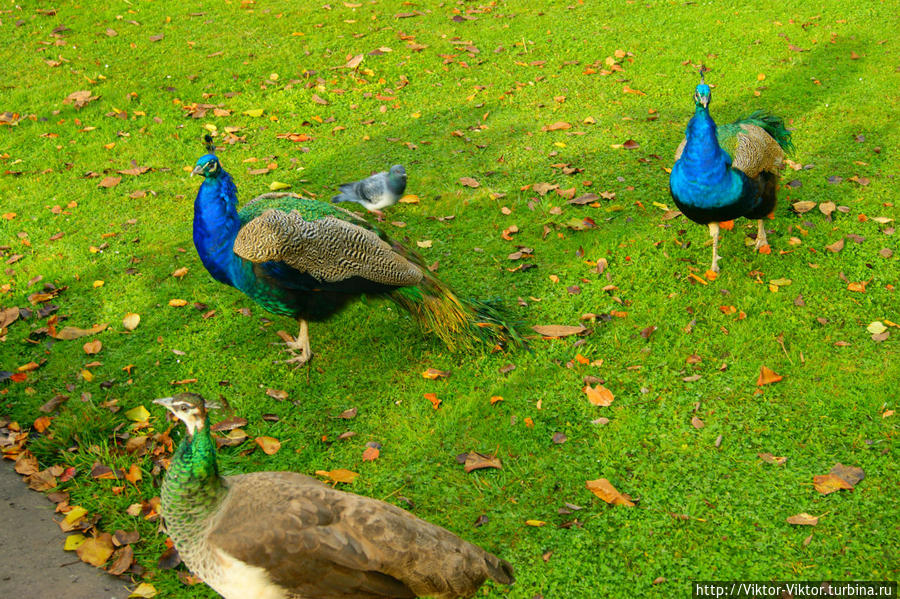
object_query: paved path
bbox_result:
[0,460,128,599]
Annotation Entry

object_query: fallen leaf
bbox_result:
[542,121,571,131]
[107,545,134,575]
[362,446,380,461]
[265,388,288,401]
[524,519,546,527]
[64,534,87,551]
[129,582,158,598]
[758,452,787,465]
[171,267,188,278]
[786,513,819,526]
[255,436,281,455]
[584,385,614,407]
[813,473,853,495]
[424,393,441,409]
[792,201,816,214]
[33,416,52,433]
[458,177,479,188]
[819,202,836,217]
[531,324,587,337]
[757,366,783,386]
[586,478,634,507]
[52,323,108,340]
[416,240,433,248]
[77,533,115,567]
[122,313,140,330]
[464,452,502,473]
[124,405,150,422]
[421,368,450,380]
[830,463,865,486]
[83,339,102,354]
[316,468,359,484]
[168,299,188,307]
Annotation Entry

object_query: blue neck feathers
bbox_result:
[192,171,242,286]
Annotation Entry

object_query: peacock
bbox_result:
[155,392,515,599]
[332,165,407,215]
[669,70,794,272]
[191,138,520,366]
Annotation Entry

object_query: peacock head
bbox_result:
[191,154,223,179]
[694,68,711,109]
[388,164,407,183]
[154,393,221,436]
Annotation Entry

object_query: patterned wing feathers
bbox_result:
[234,209,423,287]
[730,124,784,178]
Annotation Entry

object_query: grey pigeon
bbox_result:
[332,165,407,212]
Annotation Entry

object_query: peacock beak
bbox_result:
[190,165,204,176]
[153,396,175,408]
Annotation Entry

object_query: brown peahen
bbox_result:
[155,393,515,599]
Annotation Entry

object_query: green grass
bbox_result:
[1,0,898,597]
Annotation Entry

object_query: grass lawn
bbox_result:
[1,0,898,597]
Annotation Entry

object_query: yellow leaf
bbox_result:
[125,405,150,422]
[171,267,189,278]
[129,582,158,598]
[317,468,359,484]
[398,194,419,204]
[254,436,281,455]
[243,108,264,117]
[269,181,291,191]
[416,240,433,248]
[586,478,635,507]
[525,519,546,527]
[81,369,94,382]
[203,123,217,132]
[122,313,140,330]
[421,368,450,380]
[76,533,114,567]
[93,280,104,288]
[168,298,188,307]
[64,534,86,551]
[813,473,854,495]
[65,506,88,524]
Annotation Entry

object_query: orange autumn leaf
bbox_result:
[83,339,102,354]
[361,446,380,461]
[490,395,504,405]
[586,478,635,507]
[847,281,866,293]
[76,533,115,567]
[125,463,142,485]
[254,436,281,455]
[758,244,771,255]
[813,473,854,495]
[33,416,52,433]
[584,384,614,407]
[574,353,590,365]
[757,366,783,386]
[424,393,441,409]
[718,220,734,231]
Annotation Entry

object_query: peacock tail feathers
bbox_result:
[389,274,525,352]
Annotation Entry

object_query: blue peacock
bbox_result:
[669,70,794,272]
[190,138,520,365]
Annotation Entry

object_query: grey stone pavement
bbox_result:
[0,460,129,599]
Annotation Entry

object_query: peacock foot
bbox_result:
[276,323,312,368]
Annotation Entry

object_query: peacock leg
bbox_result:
[754,219,769,250]
[707,222,721,273]
[282,319,312,367]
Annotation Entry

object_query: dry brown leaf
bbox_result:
[255,436,281,455]
[171,267,189,278]
[458,177,480,188]
[758,452,787,465]
[792,201,817,214]
[83,339,102,354]
[77,533,114,567]
[586,478,635,507]
[531,324,587,338]
[266,388,288,401]
[830,463,865,486]
[463,452,502,473]
[53,323,108,340]
[543,121,571,131]
[786,513,819,526]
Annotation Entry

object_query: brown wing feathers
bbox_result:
[208,472,512,599]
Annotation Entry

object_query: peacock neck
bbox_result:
[676,106,735,186]
[161,418,227,544]
[193,172,242,286]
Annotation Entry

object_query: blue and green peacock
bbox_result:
[191,139,520,365]
[669,70,794,272]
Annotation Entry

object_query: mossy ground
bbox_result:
[1,1,897,597]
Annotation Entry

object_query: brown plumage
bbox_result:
[155,393,514,599]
